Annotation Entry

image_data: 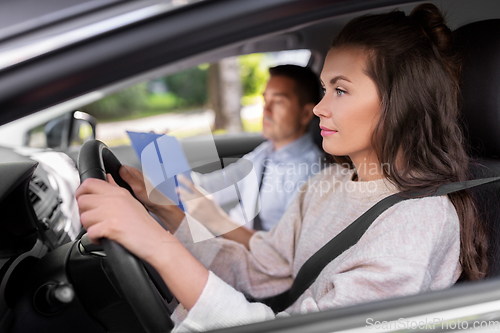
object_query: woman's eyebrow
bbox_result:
[320,75,352,86]
[330,75,352,84]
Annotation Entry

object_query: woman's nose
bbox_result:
[313,97,329,118]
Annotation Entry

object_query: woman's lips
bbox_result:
[320,126,338,137]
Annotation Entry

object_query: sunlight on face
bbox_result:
[314,47,381,164]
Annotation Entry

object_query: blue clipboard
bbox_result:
[126,131,192,210]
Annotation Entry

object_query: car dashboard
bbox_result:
[0,146,80,247]
[0,146,82,329]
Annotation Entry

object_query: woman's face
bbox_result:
[314,47,382,163]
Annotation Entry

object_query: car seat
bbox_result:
[454,19,500,277]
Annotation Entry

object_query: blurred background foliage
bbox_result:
[81,83,149,120]
[239,53,269,105]
[163,64,209,107]
[81,54,269,122]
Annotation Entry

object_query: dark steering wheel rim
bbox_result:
[78,139,174,333]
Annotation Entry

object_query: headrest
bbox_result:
[454,19,500,158]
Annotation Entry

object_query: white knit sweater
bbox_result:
[172,164,461,332]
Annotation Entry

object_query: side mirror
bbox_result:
[68,111,97,148]
[27,111,97,149]
[45,117,65,148]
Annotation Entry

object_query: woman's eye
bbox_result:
[335,88,346,96]
[321,87,326,94]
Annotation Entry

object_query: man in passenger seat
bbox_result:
[187,65,323,233]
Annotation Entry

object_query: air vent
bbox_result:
[28,188,41,205]
[32,178,48,191]
[28,176,49,206]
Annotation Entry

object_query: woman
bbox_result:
[76,3,488,331]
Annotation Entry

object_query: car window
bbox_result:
[77,50,311,147]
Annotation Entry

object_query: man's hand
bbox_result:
[177,175,255,249]
[177,175,237,234]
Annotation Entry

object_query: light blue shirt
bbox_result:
[195,133,323,231]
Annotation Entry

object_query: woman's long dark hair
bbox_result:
[332,3,488,280]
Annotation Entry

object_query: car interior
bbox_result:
[455,18,500,278]
[1,0,500,332]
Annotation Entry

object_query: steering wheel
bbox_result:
[78,139,174,333]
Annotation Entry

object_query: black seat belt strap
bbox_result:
[256,176,500,313]
[253,159,268,231]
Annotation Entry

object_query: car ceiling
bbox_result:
[0,0,499,126]
[0,0,206,43]
[0,0,123,39]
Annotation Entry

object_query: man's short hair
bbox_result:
[269,65,321,106]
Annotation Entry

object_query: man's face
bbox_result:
[262,75,310,149]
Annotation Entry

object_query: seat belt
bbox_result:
[252,158,268,231]
[255,176,500,313]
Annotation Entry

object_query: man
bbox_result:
[191,64,323,233]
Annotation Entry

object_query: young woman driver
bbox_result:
[76,3,488,331]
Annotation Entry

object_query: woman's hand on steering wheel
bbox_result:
[76,174,169,264]
[118,165,186,232]
[77,172,209,312]
[117,165,166,211]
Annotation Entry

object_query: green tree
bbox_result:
[81,83,149,120]
[238,53,269,103]
[163,65,208,107]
